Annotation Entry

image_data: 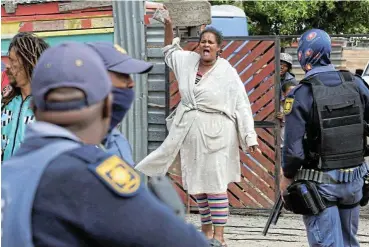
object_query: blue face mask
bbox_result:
[109,87,135,131]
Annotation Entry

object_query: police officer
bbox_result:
[1,42,211,247]
[281,29,369,247]
[86,42,153,166]
[86,41,191,221]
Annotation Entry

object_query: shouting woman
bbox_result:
[135,12,258,247]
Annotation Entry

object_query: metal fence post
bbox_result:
[113,0,148,163]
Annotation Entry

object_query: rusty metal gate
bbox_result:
[165,36,282,210]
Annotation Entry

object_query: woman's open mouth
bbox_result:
[203,48,210,56]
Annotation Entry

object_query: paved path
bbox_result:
[186,214,369,247]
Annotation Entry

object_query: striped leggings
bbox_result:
[194,193,229,226]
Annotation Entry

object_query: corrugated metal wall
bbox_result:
[146,23,167,154]
[1,1,114,64]
[112,0,148,162]
[112,2,189,159]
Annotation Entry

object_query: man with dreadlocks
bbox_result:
[1,32,49,161]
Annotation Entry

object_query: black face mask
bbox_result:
[109,87,135,131]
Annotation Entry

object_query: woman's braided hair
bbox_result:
[2,32,49,105]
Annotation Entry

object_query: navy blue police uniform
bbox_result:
[1,42,210,247]
[282,29,369,247]
[283,66,369,247]
[25,124,209,247]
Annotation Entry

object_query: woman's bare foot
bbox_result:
[213,226,226,246]
[205,233,214,240]
[209,238,227,247]
[201,224,213,239]
[213,236,226,246]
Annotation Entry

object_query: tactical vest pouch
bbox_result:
[283,181,331,215]
[360,174,369,207]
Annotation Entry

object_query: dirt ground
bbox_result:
[186,213,369,247]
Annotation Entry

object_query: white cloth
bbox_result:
[135,40,258,194]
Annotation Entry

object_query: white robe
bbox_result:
[136,40,258,194]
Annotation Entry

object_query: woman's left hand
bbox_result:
[249,145,261,153]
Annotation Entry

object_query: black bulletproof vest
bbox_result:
[303,71,364,170]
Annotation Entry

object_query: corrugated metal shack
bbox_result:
[1,0,168,163]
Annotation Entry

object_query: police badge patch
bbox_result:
[89,155,141,197]
[283,98,294,115]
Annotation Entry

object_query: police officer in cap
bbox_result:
[281,29,369,247]
[1,42,210,247]
[86,41,190,221]
[86,42,153,166]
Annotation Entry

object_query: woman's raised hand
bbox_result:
[161,5,172,26]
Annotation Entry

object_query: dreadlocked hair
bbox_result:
[2,32,49,106]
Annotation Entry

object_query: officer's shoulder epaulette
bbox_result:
[88,154,142,197]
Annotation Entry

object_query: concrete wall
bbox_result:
[284,45,346,81]
[284,45,369,81]
[342,48,369,74]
